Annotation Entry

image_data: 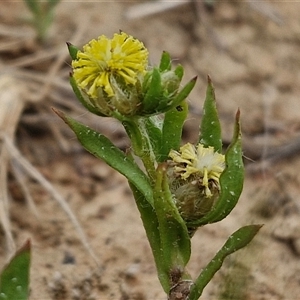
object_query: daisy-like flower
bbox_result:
[169,143,225,198]
[167,143,225,226]
[72,32,148,115]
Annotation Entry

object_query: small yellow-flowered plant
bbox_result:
[59,32,261,300]
[169,143,225,198]
[72,32,148,99]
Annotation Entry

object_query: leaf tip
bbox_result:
[51,106,60,116]
[256,224,264,230]
[21,239,31,252]
[15,239,31,257]
[51,107,67,123]
[236,108,241,120]
[207,74,212,84]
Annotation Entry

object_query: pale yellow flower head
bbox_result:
[72,32,148,99]
[169,143,225,198]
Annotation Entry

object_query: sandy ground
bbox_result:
[1,1,300,299]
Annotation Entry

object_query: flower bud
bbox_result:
[167,143,225,223]
[139,52,195,116]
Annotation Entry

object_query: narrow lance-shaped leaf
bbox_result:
[164,77,197,112]
[53,109,153,205]
[129,183,170,292]
[142,68,162,114]
[174,65,184,80]
[154,164,191,281]
[188,225,262,300]
[199,76,222,152]
[159,51,172,72]
[188,110,243,227]
[67,42,79,60]
[160,101,188,162]
[0,240,31,300]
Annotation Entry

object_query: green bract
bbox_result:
[140,52,195,116]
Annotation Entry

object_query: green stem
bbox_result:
[137,117,157,180]
[122,116,157,182]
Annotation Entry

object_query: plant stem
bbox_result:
[136,117,157,180]
[122,116,157,181]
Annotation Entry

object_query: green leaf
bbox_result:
[159,51,172,72]
[160,101,188,162]
[67,42,79,60]
[174,65,184,81]
[69,75,107,117]
[154,164,191,278]
[0,240,31,300]
[23,0,40,14]
[142,68,162,114]
[53,109,153,205]
[168,77,197,110]
[188,110,243,227]
[129,183,170,292]
[199,76,222,152]
[188,225,262,300]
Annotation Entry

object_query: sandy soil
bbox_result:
[1,1,300,299]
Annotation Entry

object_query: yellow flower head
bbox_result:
[169,143,225,198]
[72,32,148,99]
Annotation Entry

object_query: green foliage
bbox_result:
[0,240,31,300]
[23,0,61,42]
[67,42,79,60]
[189,225,262,300]
[142,68,163,114]
[159,51,172,71]
[140,52,196,116]
[198,76,222,152]
[160,101,188,162]
[53,108,153,205]
[58,43,262,299]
